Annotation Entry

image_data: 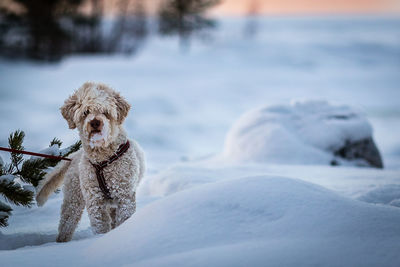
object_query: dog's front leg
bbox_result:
[85,195,112,234]
[80,168,113,235]
[114,191,136,228]
[57,172,85,242]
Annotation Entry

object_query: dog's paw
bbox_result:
[56,233,72,243]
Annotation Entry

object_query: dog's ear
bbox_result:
[114,92,131,124]
[60,93,78,129]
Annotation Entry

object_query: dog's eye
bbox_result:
[83,110,90,117]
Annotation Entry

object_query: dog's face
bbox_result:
[60,82,130,148]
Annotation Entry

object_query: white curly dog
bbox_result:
[36,82,145,242]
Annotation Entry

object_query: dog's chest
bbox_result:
[79,152,136,197]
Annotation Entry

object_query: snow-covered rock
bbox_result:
[223,100,383,168]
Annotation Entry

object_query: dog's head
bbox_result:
[60,82,130,148]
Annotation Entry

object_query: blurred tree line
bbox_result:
[0,0,220,62]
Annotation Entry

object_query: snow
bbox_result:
[29,144,61,161]
[137,160,400,206]
[1,16,400,266]
[0,174,32,195]
[86,176,400,267]
[1,16,400,170]
[222,100,375,165]
[1,175,400,266]
[358,184,400,207]
[41,144,60,156]
[0,174,16,183]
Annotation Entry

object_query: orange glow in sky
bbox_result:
[3,0,400,16]
[211,0,400,15]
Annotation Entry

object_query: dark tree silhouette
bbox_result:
[0,0,148,62]
[158,0,220,49]
[107,0,148,54]
[1,0,85,61]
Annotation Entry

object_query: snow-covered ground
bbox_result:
[1,16,400,266]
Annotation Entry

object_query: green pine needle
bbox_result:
[0,180,34,207]
[63,140,82,158]
[8,130,25,173]
[50,137,62,147]
[8,130,25,150]
[0,200,12,227]
[19,158,48,187]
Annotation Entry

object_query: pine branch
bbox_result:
[0,130,81,227]
[0,200,12,227]
[63,140,81,158]
[18,158,48,187]
[50,137,63,147]
[0,216,9,227]
[18,140,81,186]
[0,163,4,177]
[8,130,25,173]
[1,157,14,176]
[41,157,61,169]
[0,180,34,207]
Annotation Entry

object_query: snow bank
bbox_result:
[358,184,400,207]
[2,175,400,267]
[223,100,383,167]
[137,161,400,203]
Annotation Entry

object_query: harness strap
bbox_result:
[90,141,130,199]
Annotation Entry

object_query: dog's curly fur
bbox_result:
[36,82,145,242]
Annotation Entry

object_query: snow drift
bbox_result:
[223,100,383,168]
[2,175,400,267]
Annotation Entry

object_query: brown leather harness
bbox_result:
[90,140,130,199]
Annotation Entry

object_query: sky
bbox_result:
[2,0,400,16]
[211,0,400,15]
[145,0,400,16]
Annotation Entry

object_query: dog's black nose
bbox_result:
[90,119,101,129]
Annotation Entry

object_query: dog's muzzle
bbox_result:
[90,119,101,130]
